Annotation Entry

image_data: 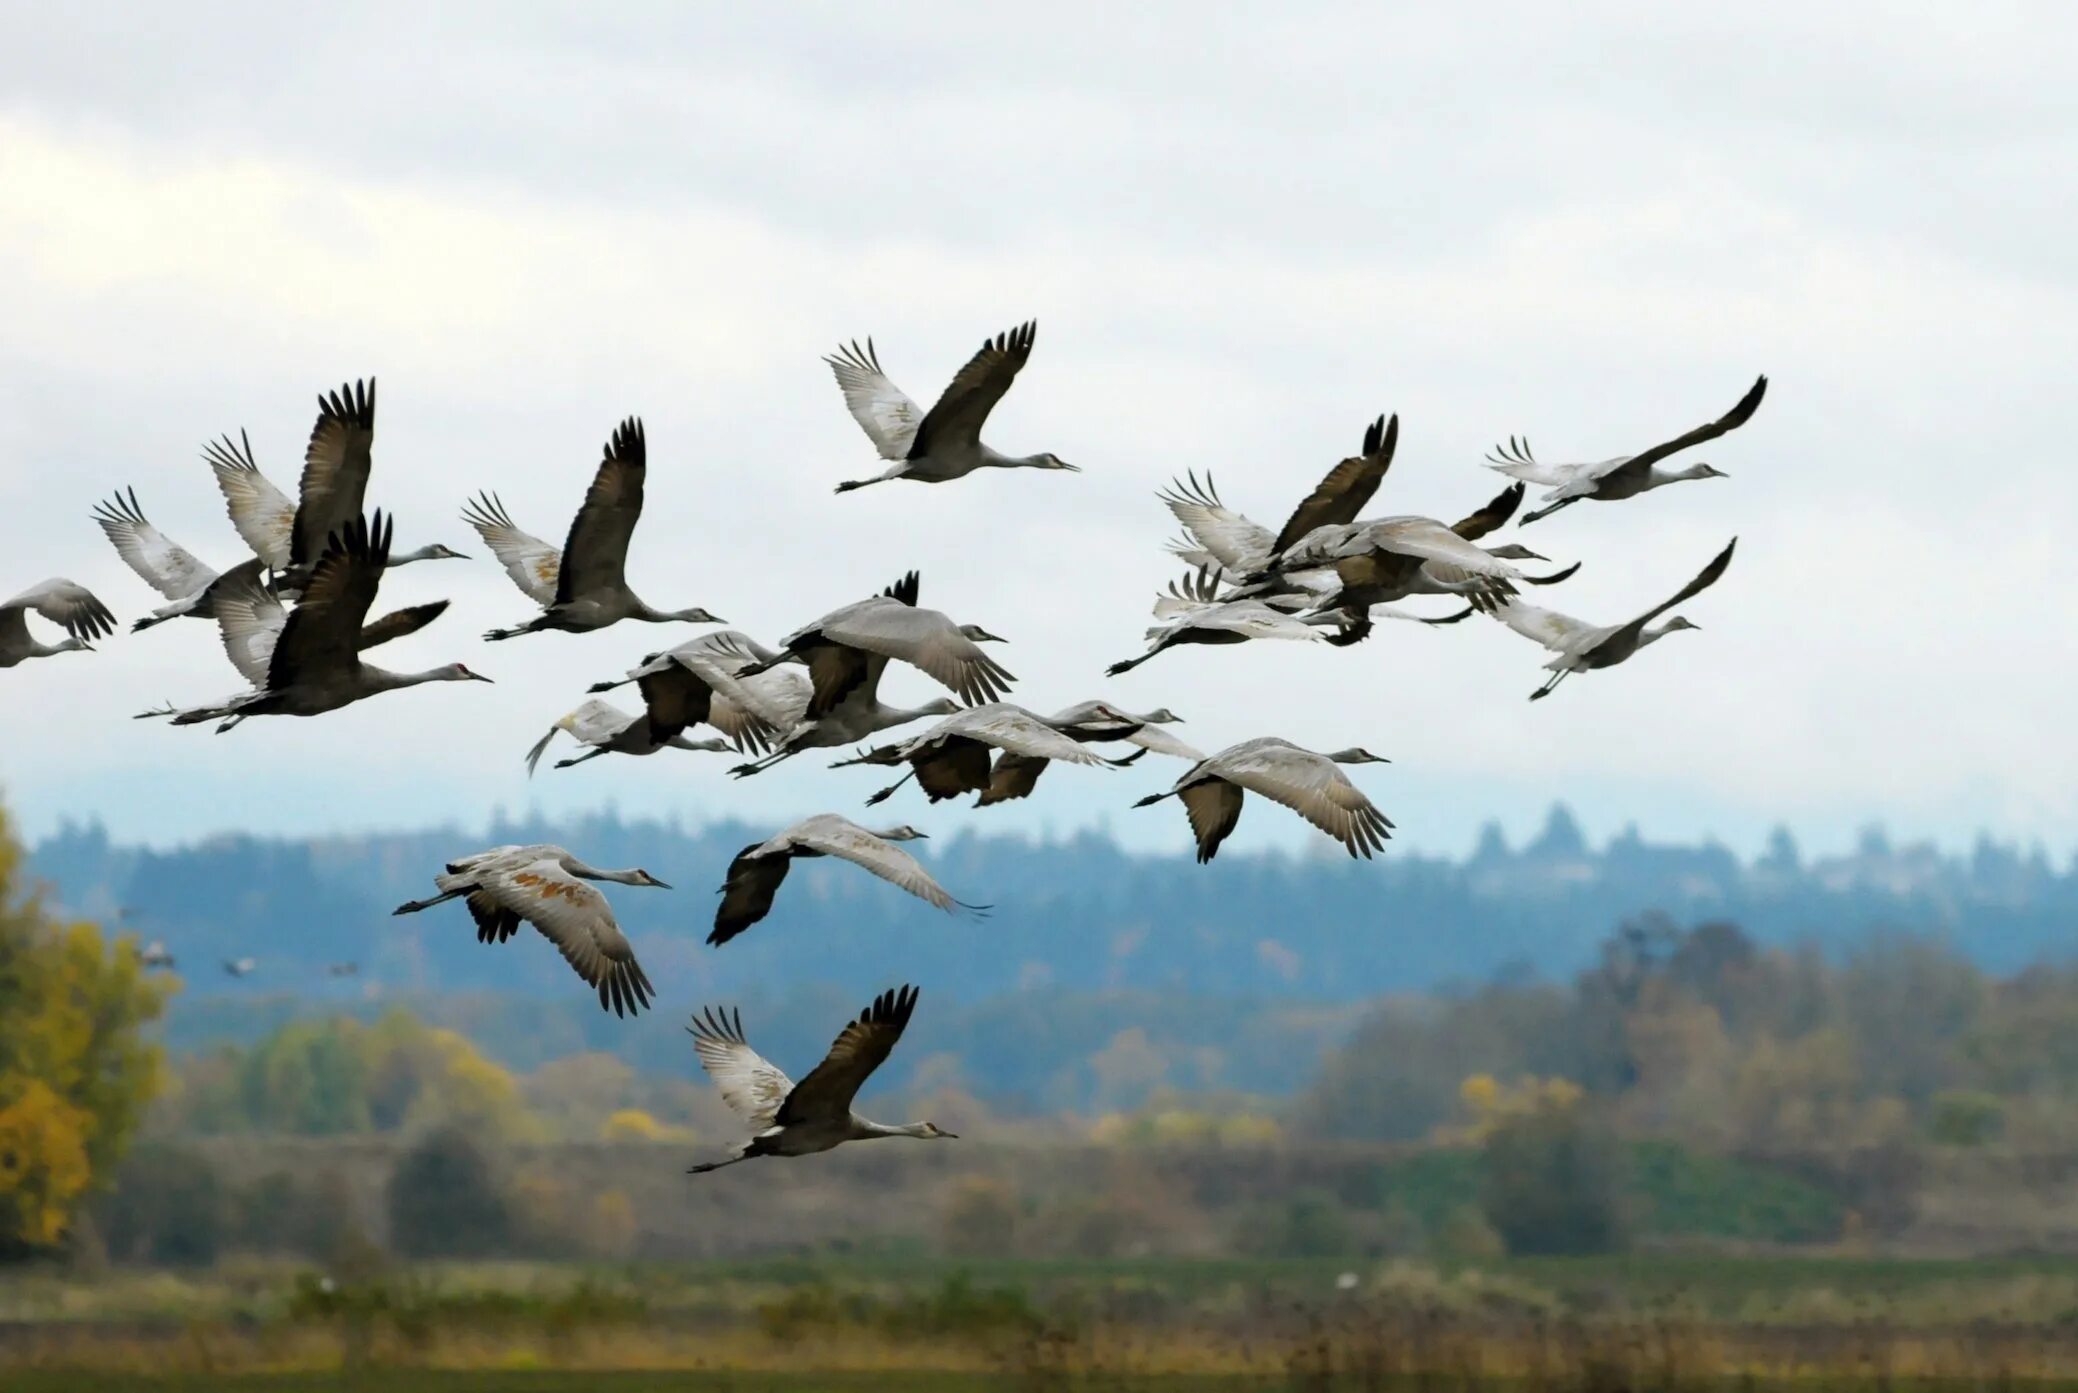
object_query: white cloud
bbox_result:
[0,5,2071,864]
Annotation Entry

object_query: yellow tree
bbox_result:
[0,804,174,1253]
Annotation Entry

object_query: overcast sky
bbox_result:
[1,3,2072,862]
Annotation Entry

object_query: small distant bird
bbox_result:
[524,697,730,775]
[826,321,1075,492]
[139,940,176,971]
[1493,538,1738,700]
[831,701,1137,807]
[149,514,487,729]
[1,580,116,668]
[1134,737,1393,863]
[223,957,258,978]
[392,845,668,1016]
[711,815,984,946]
[1486,375,1766,525]
[326,962,359,977]
[686,985,956,1173]
[474,419,725,641]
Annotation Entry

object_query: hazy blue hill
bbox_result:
[27,804,2077,1102]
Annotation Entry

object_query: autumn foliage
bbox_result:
[0,803,172,1254]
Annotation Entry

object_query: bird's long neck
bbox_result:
[387,546,438,567]
[569,862,649,886]
[366,666,450,693]
[1638,622,1679,648]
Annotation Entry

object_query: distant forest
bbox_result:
[26,805,2078,1103]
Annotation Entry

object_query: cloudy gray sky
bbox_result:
[1,3,2072,860]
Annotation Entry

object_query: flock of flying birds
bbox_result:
[3,323,1762,1173]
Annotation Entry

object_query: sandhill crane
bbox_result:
[223,957,257,978]
[475,420,725,641]
[1254,514,1526,611]
[1494,538,1738,700]
[1487,375,1766,525]
[586,630,807,755]
[92,490,221,630]
[832,701,1138,807]
[1134,736,1393,863]
[1,580,115,668]
[327,962,359,977]
[1106,570,1381,675]
[135,559,452,725]
[392,844,668,1016]
[139,940,176,971]
[152,514,487,729]
[977,702,1194,807]
[710,814,983,945]
[195,430,463,584]
[687,984,956,1173]
[826,322,1075,492]
[725,628,961,779]
[524,697,730,774]
[740,571,1012,718]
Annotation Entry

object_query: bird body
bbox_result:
[977,703,1191,806]
[478,419,724,640]
[710,815,979,945]
[1493,538,1738,699]
[765,575,1015,716]
[588,630,810,755]
[1,579,115,667]
[835,701,1134,807]
[152,515,485,728]
[392,844,667,1016]
[1135,736,1393,862]
[1487,375,1765,524]
[686,985,955,1172]
[827,323,1075,491]
[524,697,730,773]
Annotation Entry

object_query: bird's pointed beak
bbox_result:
[941,1130,960,1139]
[912,831,930,840]
[648,877,673,889]
[471,672,496,683]
[1056,461,1081,473]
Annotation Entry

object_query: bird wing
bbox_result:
[1177,778,1245,864]
[792,817,962,913]
[289,380,377,570]
[356,599,449,651]
[1486,596,1604,655]
[1602,537,1739,652]
[825,339,925,460]
[1272,413,1398,556]
[1606,375,1769,482]
[908,321,1036,458]
[461,491,561,605]
[204,431,295,571]
[554,418,646,605]
[475,854,654,1017]
[1450,481,1525,541]
[976,752,1051,807]
[92,489,216,600]
[687,1004,795,1128]
[677,638,809,735]
[1356,518,1524,586]
[711,843,794,945]
[210,566,288,685]
[1,579,117,645]
[950,704,1111,763]
[777,984,921,1125]
[267,512,390,689]
[1481,437,1596,488]
[703,688,779,754]
[1222,744,1393,859]
[1159,473,1274,572]
[818,604,1015,707]
[635,662,712,740]
[1125,726,1207,762]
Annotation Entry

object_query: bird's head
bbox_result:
[921,697,964,717]
[1329,747,1391,765]
[671,607,727,624]
[1036,452,1079,473]
[958,624,1006,644]
[1483,543,1548,562]
[1138,707,1183,724]
[442,663,495,683]
[879,825,929,842]
[1658,616,1702,636]
[424,543,470,560]
[919,1121,958,1139]
[1685,462,1730,480]
[632,868,673,889]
